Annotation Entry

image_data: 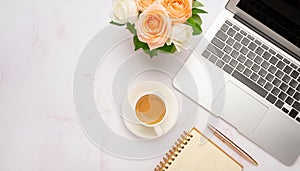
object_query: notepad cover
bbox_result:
[155,127,243,171]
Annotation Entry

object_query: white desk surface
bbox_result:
[0,0,299,170]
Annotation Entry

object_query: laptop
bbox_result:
[173,0,300,166]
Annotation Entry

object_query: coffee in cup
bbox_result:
[135,93,167,135]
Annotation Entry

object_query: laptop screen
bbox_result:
[236,0,300,49]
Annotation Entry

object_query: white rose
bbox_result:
[167,23,193,52]
[110,0,139,24]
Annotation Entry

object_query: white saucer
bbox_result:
[122,81,179,139]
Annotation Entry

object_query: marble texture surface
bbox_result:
[0,0,299,170]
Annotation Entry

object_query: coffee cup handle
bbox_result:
[153,125,164,136]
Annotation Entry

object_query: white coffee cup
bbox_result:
[133,92,167,136]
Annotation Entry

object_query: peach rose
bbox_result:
[160,0,192,23]
[136,0,156,12]
[135,4,172,50]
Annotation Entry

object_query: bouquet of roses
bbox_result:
[110,0,206,57]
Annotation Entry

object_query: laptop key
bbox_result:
[289,109,298,118]
[227,28,236,37]
[275,99,284,109]
[278,92,287,101]
[202,50,211,58]
[290,70,299,79]
[261,61,270,70]
[285,97,294,106]
[275,70,284,79]
[247,35,254,40]
[276,53,284,59]
[221,24,229,32]
[223,64,233,74]
[287,88,295,96]
[225,20,233,26]
[237,54,246,63]
[243,68,252,77]
[283,58,291,65]
[290,63,298,69]
[241,37,250,46]
[233,42,242,51]
[251,64,260,72]
[250,73,259,81]
[297,84,300,92]
[258,68,267,77]
[289,79,298,88]
[279,82,288,91]
[229,59,238,67]
[226,37,235,46]
[297,117,300,123]
[232,70,268,97]
[209,55,218,63]
[293,101,300,112]
[248,42,257,51]
[272,78,281,87]
[255,47,264,55]
[236,63,245,72]
[276,61,285,70]
[283,65,292,74]
[294,92,300,101]
[212,38,225,49]
[230,50,239,58]
[240,30,247,36]
[247,51,255,60]
[269,49,276,55]
[269,56,278,65]
[267,94,277,104]
[245,59,253,68]
[216,30,228,41]
[282,107,289,113]
[271,87,280,96]
[254,39,262,45]
[268,65,277,74]
[257,77,266,86]
[234,33,243,42]
[264,82,273,91]
[233,25,240,31]
[266,73,274,82]
[224,45,232,54]
[223,54,231,62]
[216,60,225,68]
[262,44,269,50]
[240,47,249,55]
[262,51,271,60]
[254,56,263,64]
[282,75,291,84]
[207,44,224,57]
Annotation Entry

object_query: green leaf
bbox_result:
[193,1,204,8]
[126,22,136,35]
[192,23,202,35]
[157,43,177,54]
[192,8,207,14]
[145,50,158,57]
[133,35,149,51]
[192,14,202,26]
[109,21,126,26]
[186,18,202,35]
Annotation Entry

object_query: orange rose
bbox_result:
[135,4,172,50]
[136,0,156,12]
[160,0,192,23]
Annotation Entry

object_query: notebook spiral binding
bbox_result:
[154,131,193,171]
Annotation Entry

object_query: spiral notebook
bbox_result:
[155,127,243,171]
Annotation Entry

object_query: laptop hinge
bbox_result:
[233,15,300,61]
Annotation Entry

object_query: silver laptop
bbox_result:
[173,0,300,166]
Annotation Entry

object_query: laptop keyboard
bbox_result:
[202,20,300,123]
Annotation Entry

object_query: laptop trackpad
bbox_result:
[211,81,268,134]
